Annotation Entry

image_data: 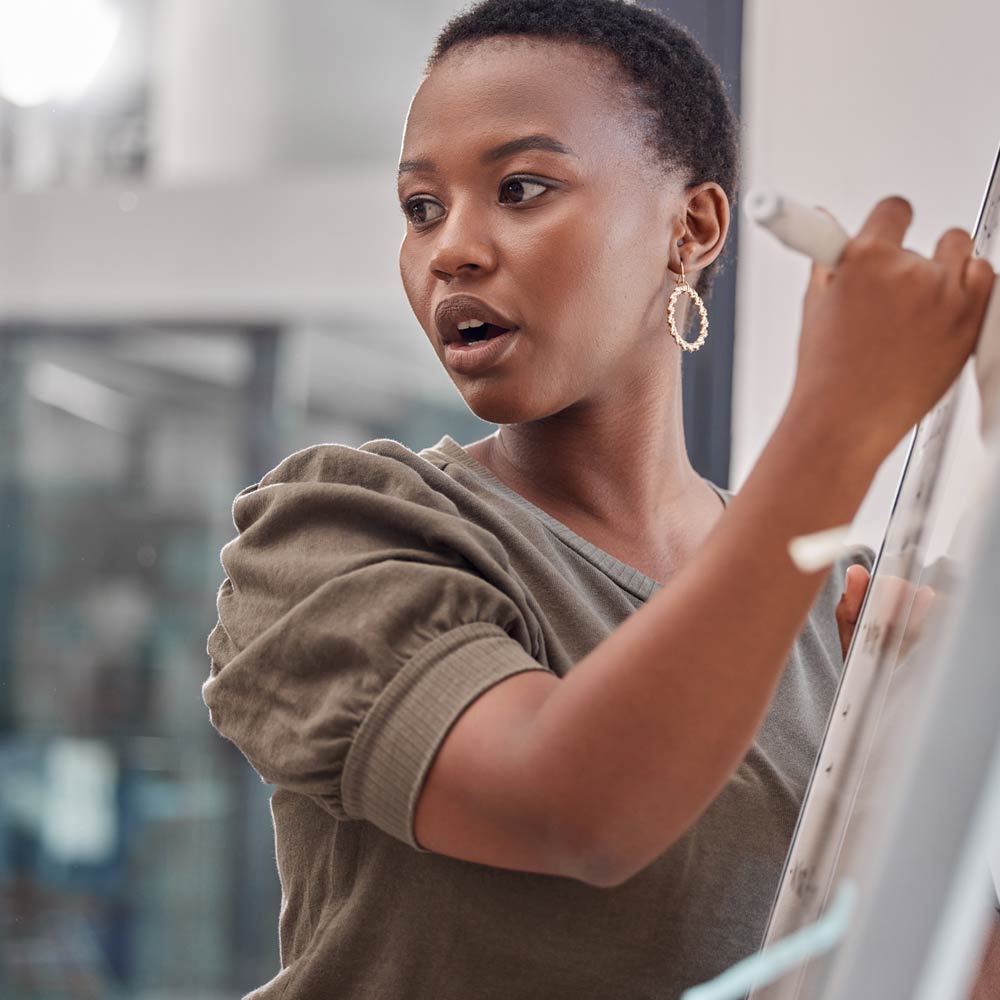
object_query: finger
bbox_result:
[835,590,850,622]
[956,257,996,344]
[843,564,870,621]
[807,257,833,292]
[910,584,937,628]
[835,566,868,650]
[856,195,914,246]
[835,582,852,620]
[835,598,853,658]
[934,228,975,306]
[962,254,996,295]
[899,585,939,660]
[933,227,974,278]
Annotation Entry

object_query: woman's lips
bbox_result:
[434,294,518,344]
[444,328,519,374]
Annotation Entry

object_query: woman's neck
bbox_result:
[462,388,724,572]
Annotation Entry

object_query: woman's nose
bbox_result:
[429,204,498,280]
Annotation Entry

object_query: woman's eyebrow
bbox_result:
[397,134,578,179]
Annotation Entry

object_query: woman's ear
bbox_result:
[680,182,730,277]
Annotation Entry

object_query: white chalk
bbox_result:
[788,524,854,573]
[746,190,850,267]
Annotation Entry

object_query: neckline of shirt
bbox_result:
[421,434,731,602]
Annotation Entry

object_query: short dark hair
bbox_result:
[425,0,741,301]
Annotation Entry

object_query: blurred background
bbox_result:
[0,0,996,996]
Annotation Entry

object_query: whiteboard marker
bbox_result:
[746,189,1000,568]
[746,190,850,267]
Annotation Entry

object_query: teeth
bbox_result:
[457,318,486,330]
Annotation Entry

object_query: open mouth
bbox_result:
[444,324,518,372]
[459,323,510,343]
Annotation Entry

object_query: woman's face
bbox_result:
[397,38,696,425]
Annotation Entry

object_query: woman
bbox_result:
[203,1,994,997]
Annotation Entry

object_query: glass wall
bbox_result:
[0,2,733,994]
[0,325,265,997]
[0,323,491,997]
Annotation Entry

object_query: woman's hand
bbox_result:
[834,563,940,660]
[788,196,995,466]
[835,564,870,658]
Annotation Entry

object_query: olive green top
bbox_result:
[204,434,873,999]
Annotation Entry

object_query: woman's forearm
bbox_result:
[525,398,884,887]
[415,203,991,885]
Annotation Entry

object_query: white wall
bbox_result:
[736,0,1000,545]
[151,0,465,181]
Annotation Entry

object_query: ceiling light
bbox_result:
[0,0,121,108]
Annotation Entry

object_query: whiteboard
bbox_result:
[750,141,1000,1000]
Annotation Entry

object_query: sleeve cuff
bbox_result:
[341,622,552,850]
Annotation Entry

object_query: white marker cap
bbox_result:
[747,190,851,268]
[788,524,854,573]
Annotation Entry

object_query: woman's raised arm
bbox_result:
[414,196,995,887]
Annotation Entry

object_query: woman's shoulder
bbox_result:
[253,438,444,493]
[225,438,512,572]
[229,438,467,521]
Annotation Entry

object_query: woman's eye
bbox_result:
[498,177,549,204]
[403,199,445,226]
[402,177,550,227]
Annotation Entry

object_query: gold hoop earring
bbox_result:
[667,257,709,353]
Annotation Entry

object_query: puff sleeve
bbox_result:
[203,444,552,850]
